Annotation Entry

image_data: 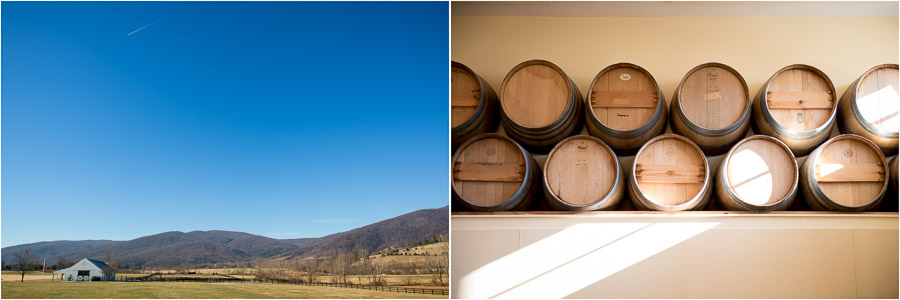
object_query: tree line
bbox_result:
[254,235,447,286]
[5,248,121,282]
[6,234,447,286]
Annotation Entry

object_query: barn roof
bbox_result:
[53,258,110,274]
[85,259,109,269]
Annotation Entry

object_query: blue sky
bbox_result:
[1,2,448,247]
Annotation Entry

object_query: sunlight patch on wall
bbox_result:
[456,222,720,298]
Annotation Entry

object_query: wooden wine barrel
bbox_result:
[628,134,712,211]
[715,135,798,211]
[670,63,751,156]
[799,134,888,211]
[585,63,668,156]
[753,64,837,157]
[452,61,500,151]
[543,135,625,211]
[500,60,584,154]
[451,134,540,211]
[837,64,899,157]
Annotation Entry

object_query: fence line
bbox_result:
[122,276,448,296]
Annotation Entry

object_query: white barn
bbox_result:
[54,258,115,281]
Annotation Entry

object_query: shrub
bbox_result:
[91,276,101,281]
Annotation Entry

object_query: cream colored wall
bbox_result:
[452,214,899,299]
[452,16,898,109]
[451,14,899,299]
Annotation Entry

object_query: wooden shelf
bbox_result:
[452,211,898,216]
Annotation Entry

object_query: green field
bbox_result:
[0,281,447,299]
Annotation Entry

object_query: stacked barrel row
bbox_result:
[451,60,899,212]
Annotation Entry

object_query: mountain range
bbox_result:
[1,206,447,269]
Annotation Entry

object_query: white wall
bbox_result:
[452,214,898,298]
[56,259,113,281]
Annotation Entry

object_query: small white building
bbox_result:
[54,258,115,281]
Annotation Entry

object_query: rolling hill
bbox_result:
[1,206,447,269]
[1,240,117,264]
[278,205,449,260]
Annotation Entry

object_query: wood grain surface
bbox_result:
[590,65,658,131]
[765,66,835,131]
[725,137,796,206]
[634,135,706,205]
[453,136,526,207]
[855,65,899,133]
[501,63,569,127]
[813,136,886,207]
[545,136,616,205]
[678,65,747,130]
[451,64,481,127]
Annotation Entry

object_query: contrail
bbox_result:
[127,21,158,36]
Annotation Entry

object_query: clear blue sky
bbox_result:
[1,2,448,247]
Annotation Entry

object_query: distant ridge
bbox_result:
[1,206,448,268]
[278,205,449,260]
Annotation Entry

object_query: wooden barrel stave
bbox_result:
[753,64,837,157]
[628,134,713,211]
[451,134,541,211]
[500,60,584,154]
[585,63,668,156]
[715,135,798,211]
[543,135,625,211]
[670,63,752,156]
[799,134,888,211]
[452,62,501,151]
[501,94,584,154]
[837,64,899,157]
[670,104,749,156]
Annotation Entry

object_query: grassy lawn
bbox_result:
[1,281,447,299]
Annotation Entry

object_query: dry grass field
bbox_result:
[9,271,443,288]
[117,273,441,289]
[365,241,448,269]
[1,271,54,282]
[0,281,446,299]
[3,271,441,287]
[371,242,447,258]
[305,275,439,288]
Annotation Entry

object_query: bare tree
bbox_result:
[363,256,386,286]
[13,248,37,282]
[425,235,449,285]
[104,250,119,281]
[175,264,189,275]
[438,234,449,283]
[252,258,265,279]
[330,250,353,284]
[313,259,323,283]
[53,257,72,270]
